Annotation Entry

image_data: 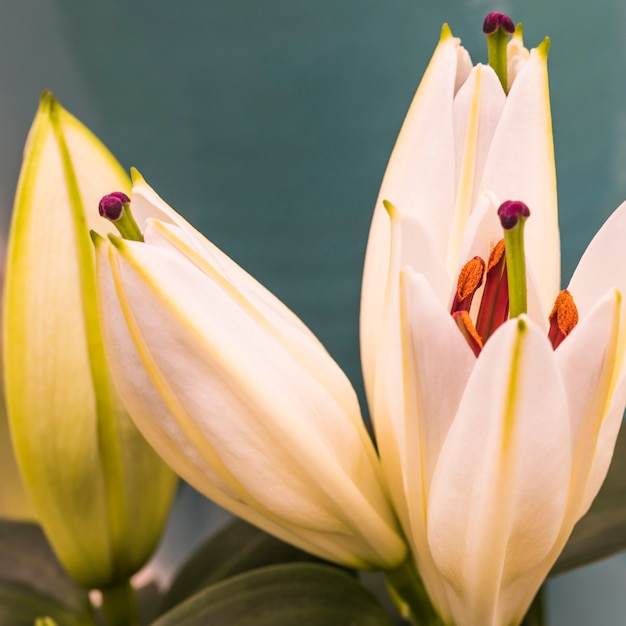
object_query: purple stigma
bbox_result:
[99,192,130,221]
[498,200,530,230]
[483,12,515,35]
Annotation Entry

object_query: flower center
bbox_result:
[450,240,508,357]
[450,200,579,355]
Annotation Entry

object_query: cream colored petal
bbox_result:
[480,42,559,315]
[142,218,367,438]
[96,235,405,569]
[398,268,476,619]
[370,206,450,529]
[361,27,469,407]
[447,64,505,273]
[555,290,621,518]
[506,26,530,89]
[568,200,626,364]
[427,317,570,626]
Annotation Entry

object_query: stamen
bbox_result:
[453,311,483,357]
[548,290,578,349]
[475,239,509,340]
[498,200,530,319]
[451,256,486,313]
[483,12,515,91]
[98,192,144,242]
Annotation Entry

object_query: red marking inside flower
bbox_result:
[548,290,578,349]
[475,239,509,340]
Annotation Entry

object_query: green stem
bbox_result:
[100,579,139,626]
[385,558,445,626]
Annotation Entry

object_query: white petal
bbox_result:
[361,28,467,406]
[399,268,476,617]
[506,28,530,89]
[569,200,626,361]
[369,207,450,529]
[480,43,559,315]
[427,317,570,626]
[555,290,621,517]
[97,236,405,569]
[447,64,505,272]
[143,219,369,439]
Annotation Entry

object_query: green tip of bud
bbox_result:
[89,229,105,246]
[39,89,55,109]
[498,200,529,318]
[382,200,397,218]
[440,23,453,40]
[130,166,145,184]
[538,36,550,59]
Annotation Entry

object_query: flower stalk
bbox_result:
[100,579,139,626]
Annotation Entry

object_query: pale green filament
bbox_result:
[503,217,528,318]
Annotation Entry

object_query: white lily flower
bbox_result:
[361,16,626,626]
[3,94,177,589]
[93,172,407,571]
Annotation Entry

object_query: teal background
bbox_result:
[1,0,625,622]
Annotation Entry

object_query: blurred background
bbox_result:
[1,0,625,622]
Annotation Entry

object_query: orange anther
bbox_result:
[548,290,578,349]
[456,256,486,301]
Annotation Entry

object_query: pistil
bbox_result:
[99,192,144,242]
[483,12,515,92]
[498,200,530,319]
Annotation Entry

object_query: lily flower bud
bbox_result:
[2,92,177,590]
[93,173,407,571]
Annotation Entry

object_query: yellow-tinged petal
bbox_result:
[555,290,621,518]
[447,64,505,273]
[480,42,559,314]
[427,318,570,626]
[0,397,36,521]
[398,268,476,621]
[361,27,470,408]
[94,210,406,570]
[3,94,176,588]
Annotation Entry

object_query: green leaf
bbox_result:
[153,563,394,626]
[160,518,326,611]
[551,420,626,576]
[0,520,95,625]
